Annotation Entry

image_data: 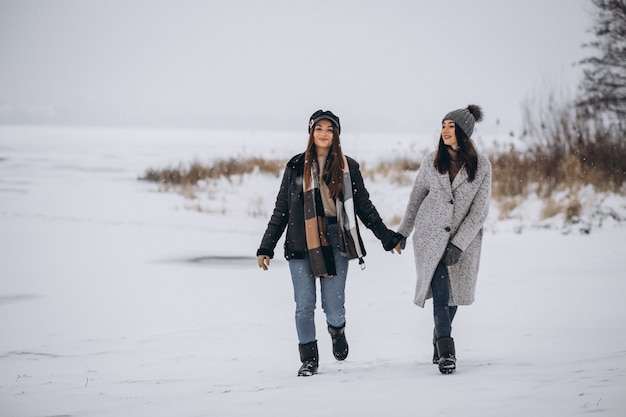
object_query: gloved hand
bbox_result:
[442,242,462,266]
[258,255,271,270]
[390,235,407,254]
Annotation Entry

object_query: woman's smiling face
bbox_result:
[441,120,458,150]
[313,119,334,155]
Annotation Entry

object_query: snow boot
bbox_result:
[432,329,439,364]
[297,341,319,377]
[436,337,456,374]
[327,323,349,361]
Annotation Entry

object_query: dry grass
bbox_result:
[141,147,625,198]
[489,140,624,196]
[496,196,525,220]
[386,214,404,227]
[488,147,535,198]
[361,157,420,186]
[140,131,625,222]
[540,193,583,222]
[140,157,284,187]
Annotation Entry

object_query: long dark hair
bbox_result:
[303,126,345,198]
[434,125,479,182]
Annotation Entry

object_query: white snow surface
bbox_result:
[1,126,625,416]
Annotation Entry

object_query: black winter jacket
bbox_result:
[257,153,400,260]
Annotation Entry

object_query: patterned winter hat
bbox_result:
[442,105,484,138]
[308,110,341,134]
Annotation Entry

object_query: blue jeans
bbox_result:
[431,260,458,339]
[289,224,349,344]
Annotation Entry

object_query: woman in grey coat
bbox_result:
[396,104,491,374]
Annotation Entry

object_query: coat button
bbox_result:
[449,199,454,204]
[445,227,451,232]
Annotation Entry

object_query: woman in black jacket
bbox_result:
[257,109,401,377]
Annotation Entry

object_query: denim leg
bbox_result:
[431,260,458,339]
[289,224,350,343]
[289,256,317,344]
[320,224,349,328]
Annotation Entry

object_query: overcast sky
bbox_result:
[0,0,594,135]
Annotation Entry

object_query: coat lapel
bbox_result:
[437,171,453,197]
[451,164,468,192]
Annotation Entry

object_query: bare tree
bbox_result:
[577,0,626,126]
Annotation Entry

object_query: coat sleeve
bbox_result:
[349,159,400,251]
[450,157,492,251]
[257,162,292,258]
[397,160,430,238]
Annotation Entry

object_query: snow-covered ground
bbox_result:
[1,126,625,416]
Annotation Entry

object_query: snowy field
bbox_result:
[1,125,625,416]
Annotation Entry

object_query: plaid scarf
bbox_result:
[304,153,365,277]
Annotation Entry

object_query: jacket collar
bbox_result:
[451,164,468,191]
[437,163,467,195]
[288,153,305,172]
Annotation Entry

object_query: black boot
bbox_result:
[432,329,439,364]
[327,323,349,361]
[298,341,319,377]
[436,337,456,374]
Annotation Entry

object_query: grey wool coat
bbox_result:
[397,151,492,308]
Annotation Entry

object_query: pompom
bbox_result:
[466,104,483,123]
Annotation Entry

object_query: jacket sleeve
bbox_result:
[257,162,292,258]
[397,158,430,238]
[349,159,401,251]
[450,157,492,251]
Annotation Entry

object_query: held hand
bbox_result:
[389,235,406,254]
[390,241,403,255]
[257,255,270,270]
[442,242,462,266]
[387,234,406,254]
